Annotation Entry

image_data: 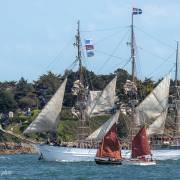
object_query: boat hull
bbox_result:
[123,159,156,166]
[35,144,97,162]
[95,157,122,165]
[34,144,180,162]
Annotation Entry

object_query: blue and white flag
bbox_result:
[86,50,94,57]
[85,39,94,57]
[132,8,142,15]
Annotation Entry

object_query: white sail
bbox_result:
[24,78,67,134]
[146,110,167,136]
[86,111,120,141]
[135,74,170,135]
[86,76,117,117]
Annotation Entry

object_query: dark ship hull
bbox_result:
[95,157,122,165]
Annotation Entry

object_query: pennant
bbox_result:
[132,8,142,15]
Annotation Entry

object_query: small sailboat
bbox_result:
[124,127,156,166]
[95,123,122,165]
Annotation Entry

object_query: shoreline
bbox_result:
[0,142,37,155]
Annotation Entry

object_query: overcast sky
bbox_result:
[0,0,180,82]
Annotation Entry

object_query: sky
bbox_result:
[0,0,180,82]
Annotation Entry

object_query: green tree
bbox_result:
[14,77,36,109]
[34,71,62,108]
[0,89,17,113]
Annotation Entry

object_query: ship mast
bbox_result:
[129,8,142,146]
[77,21,83,85]
[129,10,137,147]
[75,21,89,145]
[131,13,135,83]
[175,41,180,136]
[175,42,179,99]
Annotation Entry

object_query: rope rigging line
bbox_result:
[120,58,131,69]
[135,44,142,80]
[82,29,128,47]
[95,50,126,60]
[96,29,130,74]
[146,51,175,78]
[44,37,74,72]
[80,29,129,62]
[137,45,176,62]
[135,26,175,50]
[80,25,129,33]
[66,60,78,72]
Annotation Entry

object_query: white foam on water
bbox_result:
[0,156,11,160]
[0,170,13,177]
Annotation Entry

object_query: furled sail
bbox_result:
[135,74,170,136]
[96,123,122,160]
[132,127,151,158]
[86,111,120,141]
[86,76,117,117]
[24,78,67,134]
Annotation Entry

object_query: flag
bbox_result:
[132,8,142,15]
[86,50,94,57]
[85,39,94,57]
[85,45,94,51]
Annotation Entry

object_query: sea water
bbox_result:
[0,154,180,180]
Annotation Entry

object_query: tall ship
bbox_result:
[128,9,180,151]
[23,21,120,162]
[150,42,180,150]
[121,7,180,157]
[22,8,180,162]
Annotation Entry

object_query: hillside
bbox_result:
[0,68,177,143]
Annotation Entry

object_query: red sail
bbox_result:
[96,124,121,160]
[132,127,151,158]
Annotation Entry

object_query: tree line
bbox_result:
[0,68,176,115]
[0,68,177,141]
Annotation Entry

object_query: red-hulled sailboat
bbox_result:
[124,127,156,165]
[95,123,122,165]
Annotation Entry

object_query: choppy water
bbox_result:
[0,154,180,180]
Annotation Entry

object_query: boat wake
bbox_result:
[0,156,11,160]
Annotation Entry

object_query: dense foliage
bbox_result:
[0,68,177,142]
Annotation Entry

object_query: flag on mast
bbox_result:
[85,39,94,57]
[132,8,142,15]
